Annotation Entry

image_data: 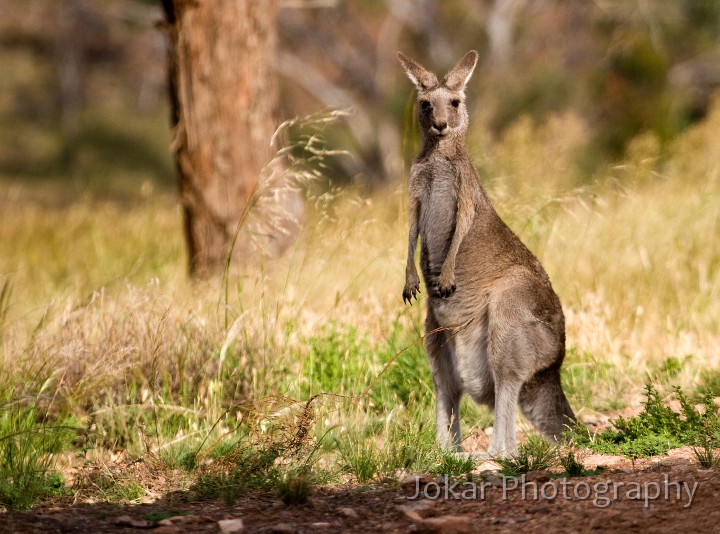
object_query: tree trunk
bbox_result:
[161,0,280,277]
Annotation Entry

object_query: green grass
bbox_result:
[0,382,78,510]
[336,436,381,484]
[561,348,629,412]
[336,419,426,483]
[373,321,433,408]
[692,433,720,469]
[191,439,328,505]
[276,472,313,505]
[694,368,720,401]
[189,396,332,504]
[301,324,375,398]
[491,437,604,479]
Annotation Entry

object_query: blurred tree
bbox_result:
[161,0,281,277]
[486,0,525,66]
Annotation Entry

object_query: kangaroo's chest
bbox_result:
[416,162,458,276]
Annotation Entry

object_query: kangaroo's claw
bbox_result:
[403,282,420,305]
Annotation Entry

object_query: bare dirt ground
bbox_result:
[2,451,719,534]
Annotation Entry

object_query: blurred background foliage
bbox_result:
[3,0,720,197]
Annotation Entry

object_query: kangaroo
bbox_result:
[398,50,575,456]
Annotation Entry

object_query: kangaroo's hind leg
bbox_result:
[453,311,494,410]
[487,375,523,457]
[520,362,576,441]
[426,306,463,451]
[486,296,539,457]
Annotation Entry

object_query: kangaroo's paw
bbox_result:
[432,274,456,298]
[402,279,421,305]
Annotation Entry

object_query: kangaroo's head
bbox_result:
[397,50,478,140]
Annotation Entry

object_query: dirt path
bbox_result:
[2,459,719,533]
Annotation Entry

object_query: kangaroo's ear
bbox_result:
[443,50,478,91]
[397,51,438,90]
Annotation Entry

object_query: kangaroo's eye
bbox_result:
[420,101,431,110]
[451,99,461,108]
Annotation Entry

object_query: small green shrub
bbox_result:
[494,434,559,477]
[571,384,720,460]
[558,450,586,477]
[692,433,720,468]
[430,452,475,477]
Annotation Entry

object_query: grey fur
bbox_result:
[398,50,575,456]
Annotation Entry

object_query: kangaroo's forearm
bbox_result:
[442,182,474,274]
[406,200,420,275]
[403,197,422,304]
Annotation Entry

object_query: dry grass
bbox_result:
[1,100,720,506]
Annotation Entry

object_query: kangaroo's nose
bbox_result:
[434,121,448,131]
